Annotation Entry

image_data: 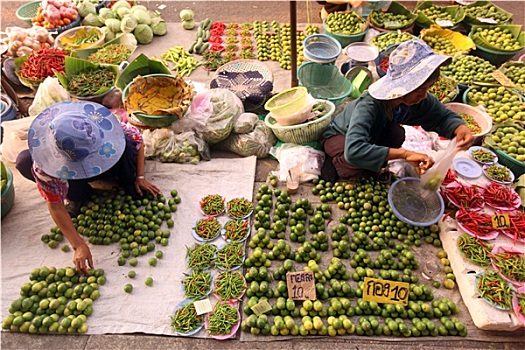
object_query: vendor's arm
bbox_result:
[48,202,93,274]
[134,143,162,198]
[453,124,474,150]
[386,148,434,174]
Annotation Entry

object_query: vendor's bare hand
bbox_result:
[74,243,93,275]
[405,151,434,175]
[454,124,474,150]
[135,178,162,198]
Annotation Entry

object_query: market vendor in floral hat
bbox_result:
[320,40,474,182]
[15,101,162,273]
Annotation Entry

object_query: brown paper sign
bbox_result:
[286,271,316,300]
[491,70,517,89]
[251,299,272,316]
[491,213,510,230]
[193,299,213,315]
[363,277,410,305]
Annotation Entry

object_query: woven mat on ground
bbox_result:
[1,156,256,336]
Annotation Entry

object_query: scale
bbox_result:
[341,42,379,75]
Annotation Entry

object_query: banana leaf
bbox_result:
[499,61,525,93]
[470,24,525,52]
[414,1,465,28]
[72,33,137,63]
[115,53,172,90]
[368,1,417,30]
[463,1,513,25]
[421,24,476,56]
[13,55,44,90]
[55,56,119,97]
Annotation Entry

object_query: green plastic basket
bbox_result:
[323,20,369,47]
[491,148,525,178]
[16,1,40,25]
[1,164,15,219]
[264,100,336,144]
[367,1,417,32]
[463,0,513,26]
[298,62,353,105]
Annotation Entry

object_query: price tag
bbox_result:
[491,70,517,88]
[193,299,213,315]
[286,271,316,301]
[363,277,410,306]
[491,213,510,229]
[436,20,454,27]
[477,17,498,24]
[251,299,272,316]
[384,21,402,29]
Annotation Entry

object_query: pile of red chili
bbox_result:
[483,182,520,209]
[503,211,525,243]
[379,56,389,73]
[19,48,67,82]
[443,181,485,210]
[456,208,495,238]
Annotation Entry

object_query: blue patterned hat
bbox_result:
[28,101,125,180]
[368,40,452,100]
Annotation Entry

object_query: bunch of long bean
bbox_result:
[213,271,246,300]
[87,44,132,65]
[206,302,239,335]
[200,194,225,216]
[227,197,253,219]
[456,234,492,266]
[186,243,217,270]
[216,242,245,270]
[182,270,212,300]
[171,302,204,334]
[477,270,514,309]
[223,219,249,242]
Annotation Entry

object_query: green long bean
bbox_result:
[213,271,246,300]
[457,234,492,266]
[171,302,204,334]
[207,302,239,335]
[216,242,245,270]
[182,270,212,300]
[186,243,217,270]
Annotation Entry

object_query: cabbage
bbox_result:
[117,7,131,19]
[150,17,167,36]
[105,18,122,33]
[126,33,138,46]
[111,0,132,14]
[179,9,194,21]
[132,10,152,25]
[98,8,116,22]
[121,15,137,33]
[133,24,153,44]
[77,0,97,18]
[82,13,103,27]
[181,19,195,30]
[130,5,148,13]
[101,27,116,42]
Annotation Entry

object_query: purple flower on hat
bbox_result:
[36,107,58,126]
[55,165,76,180]
[58,136,90,162]
[83,103,114,132]
[99,142,117,158]
[28,128,41,148]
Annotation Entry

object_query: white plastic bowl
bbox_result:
[444,102,492,137]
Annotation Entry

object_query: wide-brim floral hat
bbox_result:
[28,101,125,180]
[368,40,452,100]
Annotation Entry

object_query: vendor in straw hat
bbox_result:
[15,101,162,273]
[320,40,474,182]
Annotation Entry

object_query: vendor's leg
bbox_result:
[67,180,95,202]
[322,134,367,179]
[15,149,35,182]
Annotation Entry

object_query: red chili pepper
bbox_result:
[208,35,223,44]
[19,48,67,81]
[208,43,225,52]
[484,183,520,209]
[379,56,389,72]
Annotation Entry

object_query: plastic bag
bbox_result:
[143,128,209,164]
[28,77,70,117]
[420,139,458,191]
[182,88,244,144]
[269,143,325,183]
[215,120,277,158]
[233,112,259,134]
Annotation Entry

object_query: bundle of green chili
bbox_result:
[491,250,525,283]
[456,234,492,266]
[477,269,514,309]
[67,67,116,97]
[170,302,204,334]
[182,270,212,300]
[213,271,246,300]
[194,217,222,241]
[227,197,254,219]
[19,48,67,82]
[186,243,217,270]
[200,194,225,216]
[206,302,239,335]
[223,219,249,242]
[87,44,132,65]
[216,242,245,270]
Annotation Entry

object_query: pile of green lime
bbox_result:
[422,36,459,56]
[471,27,523,51]
[2,266,105,334]
[486,124,525,162]
[465,3,511,24]
[441,55,496,85]
[324,11,366,35]
[466,86,525,123]
[371,32,414,51]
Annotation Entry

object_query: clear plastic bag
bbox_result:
[215,120,277,158]
[269,143,325,183]
[233,112,259,134]
[28,77,70,117]
[143,128,209,164]
[420,139,458,191]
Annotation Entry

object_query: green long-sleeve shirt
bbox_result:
[321,91,465,172]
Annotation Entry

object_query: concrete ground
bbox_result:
[2,1,525,349]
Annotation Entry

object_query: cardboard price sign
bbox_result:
[286,271,316,300]
[363,277,410,305]
[193,299,213,315]
[251,299,272,316]
[491,70,516,89]
[435,20,454,27]
[491,213,510,229]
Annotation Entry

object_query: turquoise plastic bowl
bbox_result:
[1,165,15,219]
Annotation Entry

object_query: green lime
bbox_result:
[128,271,136,279]
[145,277,153,286]
[155,251,163,259]
[129,258,138,267]
[124,284,133,293]
[61,245,70,252]
[148,258,157,267]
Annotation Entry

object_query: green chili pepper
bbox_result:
[186,243,217,270]
[457,234,492,266]
[223,219,249,242]
[182,270,212,300]
[227,197,254,219]
[477,269,514,309]
[171,302,204,333]
[200,194,225,216]
[206,302,239,335]
[194,217,222,240]
[213,271,246,300]
[216,242,245,270]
